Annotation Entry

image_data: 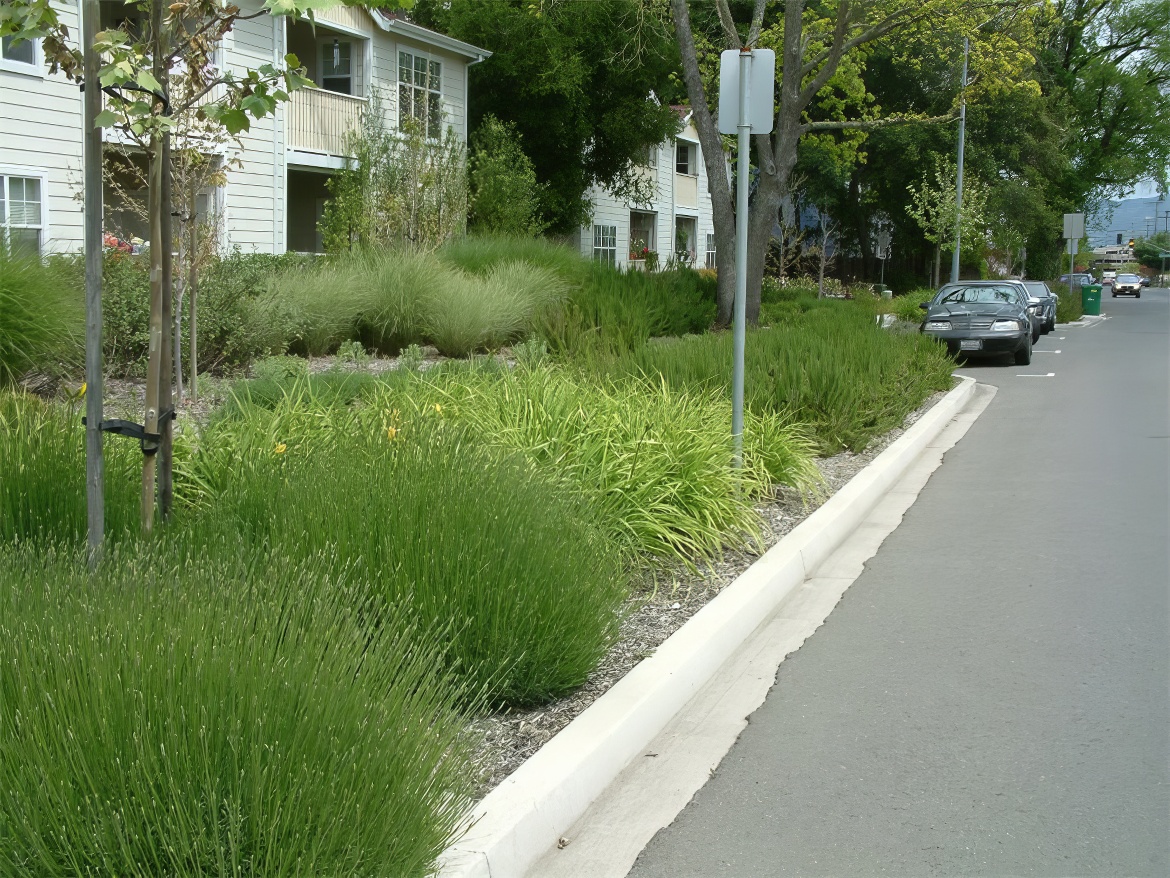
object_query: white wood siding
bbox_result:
[0,1,83,254]
[578,117,722,270]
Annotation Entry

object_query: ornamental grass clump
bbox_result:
[438,233,591,284]
[374,364,820,562]
[0,391,140,545]
[180,397,626,706]
[421,260,569,357]
[0,547,476,877]
[0,249,82,384]
[611,306,954,454]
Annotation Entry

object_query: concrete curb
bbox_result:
[438,375,979,878]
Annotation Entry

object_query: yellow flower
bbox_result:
[78,382,87,398]
[432,403,442,414]
[386,426,398,440]
[274,442,287,454]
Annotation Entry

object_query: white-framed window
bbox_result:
[399,50,442,137]
[676,142,695,175]
[593,224,617,265]
[319,38,353,95]
[705,233,717,269]
[1,34,41,75]
[1,173,46,255]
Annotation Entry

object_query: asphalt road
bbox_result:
[628,290,1170,877]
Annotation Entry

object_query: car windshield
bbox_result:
[937,286,1021,306]
[1117,274,1140,283]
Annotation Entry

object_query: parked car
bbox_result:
[1140,276,1151,287]
[1112,273,1142,297]
[1022,280,1057,333]
[919,281,1033,365]
[1058,273,1094,287]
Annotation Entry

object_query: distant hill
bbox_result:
[1087,196,1170,247]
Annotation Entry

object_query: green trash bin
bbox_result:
[1081,283,1102,316]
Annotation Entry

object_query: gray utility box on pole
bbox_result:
[717,48,774,467]
[1064,212,1085,301]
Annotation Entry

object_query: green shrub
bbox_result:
[100,251,312,375]
[468,116,546,237]
[0,391,141,544]
[250,354,309,382]
[890,287,936,323]
[0,248,83,384]
[541,263,715,359]
[604,306,955,453]
[1055,284,1084,322]
[0,546,475,877]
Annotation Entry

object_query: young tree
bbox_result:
[668,0,1037,326]
[906,157,988,286]
[2,0,321,531]
[468,115,545,237]
[320,90,467,252]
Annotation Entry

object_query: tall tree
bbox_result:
[1038,0,1170,210]
[414,0,683,233]
[670,0,1037,325]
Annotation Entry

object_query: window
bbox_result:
[1,34,39,73]
[676,142,695,175]
[1,174,45,255]
[593,224,617,264]
[705,234,717,269]
[399,50,442,137]
[644,145,658,168]
[629,211,656,259]
[320,38,352,95]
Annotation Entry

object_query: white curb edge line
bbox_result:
[437,375,979,878]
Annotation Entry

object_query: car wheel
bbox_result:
[1031,328,1041,344]
[1015,338,1032,366]
[1136,291,1141,298]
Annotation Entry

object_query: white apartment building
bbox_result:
[574,109,721,271]
[0,3,488,255]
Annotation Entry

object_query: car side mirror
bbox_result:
[918,302,930,310]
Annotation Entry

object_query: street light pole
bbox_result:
[950,36,969,284]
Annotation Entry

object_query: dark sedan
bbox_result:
[919,282,1033,365]
[1022,280,1057,333]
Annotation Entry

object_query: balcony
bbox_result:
[288,87,365,157]
[675,173,698,209]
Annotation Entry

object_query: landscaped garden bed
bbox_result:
[0,239,954,875]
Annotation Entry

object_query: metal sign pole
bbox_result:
[732,49,752,468]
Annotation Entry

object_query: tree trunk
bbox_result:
[932,244,941,287]
[141,135,164,533]
[156,11,173,521]
[670,0,738,328]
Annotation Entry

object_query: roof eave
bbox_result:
[369,14,491,62]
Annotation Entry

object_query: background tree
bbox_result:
[668,0,1038,326]
[414,0,683,233]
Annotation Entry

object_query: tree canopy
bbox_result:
[414,0,684,233]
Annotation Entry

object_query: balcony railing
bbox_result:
[675,173,698,209]
[288,88,365,157]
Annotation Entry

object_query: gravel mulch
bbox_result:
[466,387,949,797]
